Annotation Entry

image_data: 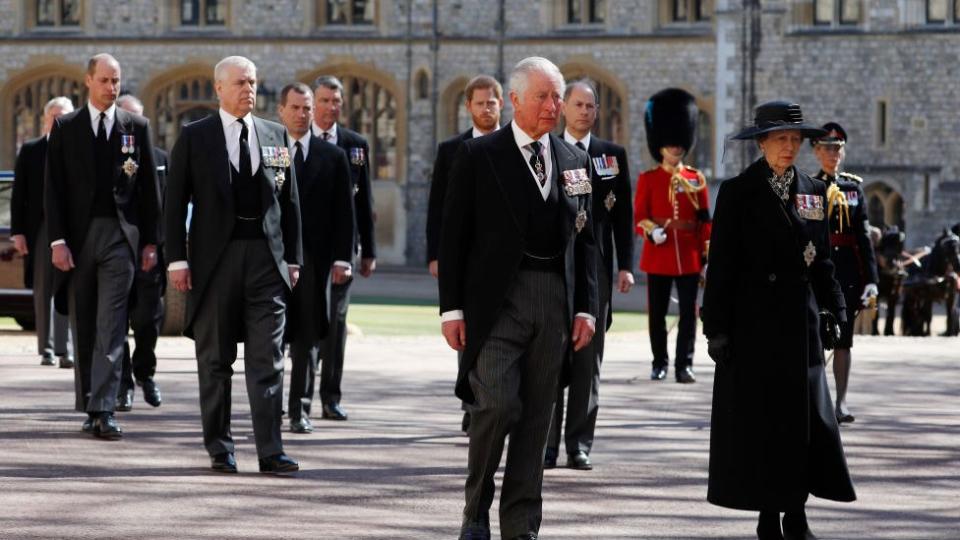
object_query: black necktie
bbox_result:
[322,132,331,142]
[294,141,305,181]
[575,141,586,151]
[97,112,107,145]
[528,141,546,186]
[238,119,252,178]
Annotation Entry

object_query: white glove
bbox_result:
[652,228,667,245]
[861,283,878,306]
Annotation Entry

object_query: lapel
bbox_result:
[253,116,280,209]
[484,128,532,237]
[300,134,323,199]
[200,115,231,201]
[75,109,97,187]
[461,129,473,142]
[550,133,580,240]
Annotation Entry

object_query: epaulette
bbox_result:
[839,172,863,184]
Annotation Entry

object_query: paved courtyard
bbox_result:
[0,325,957,539]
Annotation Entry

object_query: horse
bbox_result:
[872,227,908,336]
[900,227,960,336]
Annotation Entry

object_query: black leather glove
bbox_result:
[819,311,842,351]
[707,334,731,367]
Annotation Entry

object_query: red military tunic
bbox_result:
[634,164,711,276]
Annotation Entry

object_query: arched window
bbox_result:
[415,70,430,101]
[558,70,626,145]
[691,109,713,177]
[449,90,473,136]
[865,182,905,230]
[5,73,86,166]
[339,74,397,181]
[150,74,218,151]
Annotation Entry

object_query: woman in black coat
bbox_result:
[702,101,856,540]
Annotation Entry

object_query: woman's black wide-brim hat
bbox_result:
[731,101,827,140]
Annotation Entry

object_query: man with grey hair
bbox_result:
[309,74,377,422]
[11,96,75,368]
[115,93,168,411]
[439,56,598,540]
[166,55,302,473]
[45,53,161,438]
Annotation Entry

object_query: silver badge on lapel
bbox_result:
[575,210,587,233]
[795,194,825,221]
[561,168,592,196]
[122,157,139,178]
[604,191,616,211]
[803,241,817,267]
[591,154,620,178]
[120,134,135,154]
[350,147,366,166]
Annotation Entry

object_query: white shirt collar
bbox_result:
[511,120,549,150]
[87,102,117,137]
[220,108,253,131]
[471,124,498,139]
[289,130,311,159]
[313,122,338,143]
[218,108,259,173]
[563,130,591,151]
[511,120,553,200]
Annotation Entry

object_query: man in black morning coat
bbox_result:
[166,56,302,474]
[45,54,160,439]
[439,57,598,540]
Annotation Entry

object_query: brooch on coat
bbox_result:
[591,154,619,179]
[803,241,817,267]
[795,194,824,221]
[604,191,616,211]
[349,147,366,166]
[561,168,592,197]
[261,146,291,189]
[575,210,587,233]
[122,157,139,178]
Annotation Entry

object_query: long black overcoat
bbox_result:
[702,159,857,511]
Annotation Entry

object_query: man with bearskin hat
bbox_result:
[811,122,878,424]
[634,88,710,383]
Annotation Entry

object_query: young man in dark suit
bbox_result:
[45,54,161,438]
[115,93,166,411]
[310,75,377,421]
[166,56,302,474]
[11,96,75,369]
[546,79,635,471]
[439,57,598,540]
[278,82,355,434]
[425,74,503,433]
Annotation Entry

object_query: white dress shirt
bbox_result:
[50,102,119,248]
[441,121,595,325]
[312,122,338,145]
[563,130,591,151]
[471,124,499,139]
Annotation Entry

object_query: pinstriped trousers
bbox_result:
[463,269,568,539]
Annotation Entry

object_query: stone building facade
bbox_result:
[0,0,956,266]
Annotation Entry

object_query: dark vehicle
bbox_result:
[0,171,35,330]
[0,171,186,335]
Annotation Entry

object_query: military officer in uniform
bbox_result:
[811,122,878,424]
[634,88,710,383]
[703,101,855,540]
[546,78,633,471]
[11,96,75,369]
[426,74,503,433]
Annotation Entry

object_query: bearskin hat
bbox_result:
[644,88,699,163]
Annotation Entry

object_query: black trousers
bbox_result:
[120,254,165,390]
[287,251,329,421]
[646,273,699,371]
[192,239,286,459]
[319,263,352,405]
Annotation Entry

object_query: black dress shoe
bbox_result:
[258,453,299,474]
[58,356,74,369]
[459,513,490,540]
[650,366,667,380]
[676,366,696,384]
[461,411,471,433]
[40,354,56,366]
[94,413,122,440]
[81,415,95,434]
[290,417,314,433]
[567,451,592,471]
[543,447,558,469]
[508,534,537,540]
[139,378,162,408]
[321,402,348,421]
[210,452,238,473]
[115,388,134,412]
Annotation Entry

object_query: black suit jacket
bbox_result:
[165,114,302,337]
[11,136,47,287]
[45,107,161,269]
[586,136,634,329]
[287,135,355,340]
[153,147,168,247]
[329,125,376,259]
[438,127,598,403]
[426,129,472,262]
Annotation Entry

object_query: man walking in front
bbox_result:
[439,57,598,540]
[45,53,161,438]
[166,56,302,474]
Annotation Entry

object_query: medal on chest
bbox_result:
[561,168,592,196]
[795,193,825,221]
[261,146,291,189]
[591,154,619,179]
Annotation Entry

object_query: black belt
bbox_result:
[520,253,563,273]
[232,215,264,239]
